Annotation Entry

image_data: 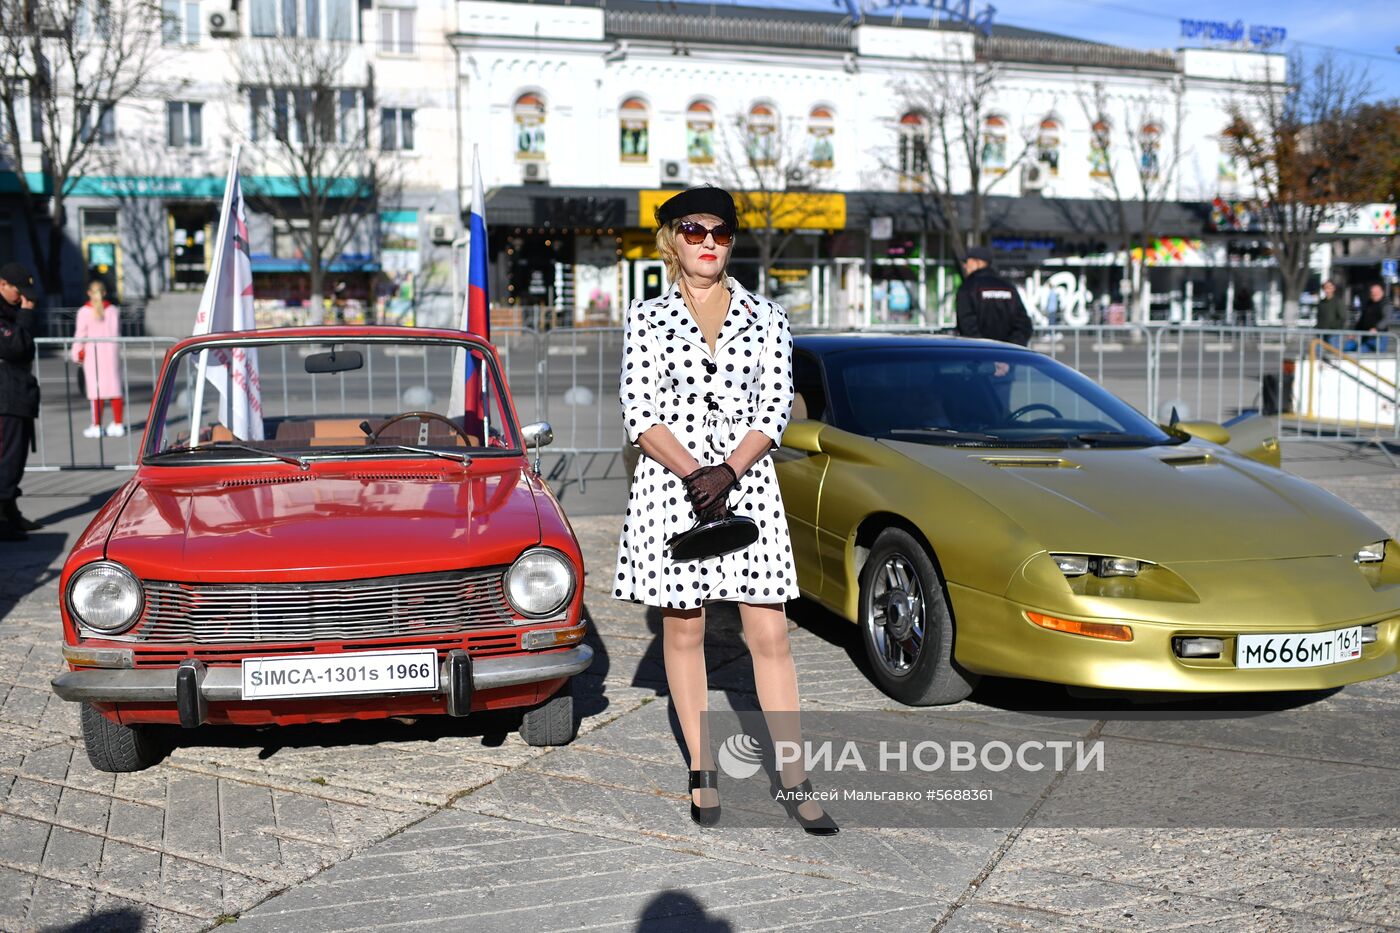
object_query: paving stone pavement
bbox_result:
[1,449,1398,933]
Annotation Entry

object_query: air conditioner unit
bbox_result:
[660,159,690,187]
[1021,161,1048,194]
[521,161,549,184]
[207,5,239,36]
[426,213,456,245]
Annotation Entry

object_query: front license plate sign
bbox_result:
[1235,626,1363,669]
[242,649,438,699]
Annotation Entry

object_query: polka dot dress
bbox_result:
[613,278,799,610]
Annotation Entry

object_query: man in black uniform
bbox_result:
[954,246,1032,421]
[0,262,42,540]
[954,246,1033,346]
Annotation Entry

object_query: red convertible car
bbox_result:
[52,327,591,771]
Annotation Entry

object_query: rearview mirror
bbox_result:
[1170,420,1231,445]
[304,349,363,374]
[781,420,823,453]
[521,421,554,448]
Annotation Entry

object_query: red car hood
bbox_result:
[106,463,542,582]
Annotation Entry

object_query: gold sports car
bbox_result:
[773,335,1400,705]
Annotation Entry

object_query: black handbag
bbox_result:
[667,513,759,561]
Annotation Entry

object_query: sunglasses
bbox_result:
[677,221,735,247]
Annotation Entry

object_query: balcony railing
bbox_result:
[605,9,854,51]
[978,35,1178,72]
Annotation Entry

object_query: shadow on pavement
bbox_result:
[51,907,145,932]
[0,530,68,622]
[634,890,735,931]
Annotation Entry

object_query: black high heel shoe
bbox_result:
[770,776,839,836]
[689,769,721,827]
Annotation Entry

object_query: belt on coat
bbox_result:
[659,392,755,457]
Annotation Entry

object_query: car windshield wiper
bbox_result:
[1072,432,1187,448]
[146,442,309,470]
[321,443,471,464]
[887,428,1068,449]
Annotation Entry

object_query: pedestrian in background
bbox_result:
[71,278,126,437]
[1355,282,1393,352]
[954,246,1033,346]
[1315,280,1346,331]
[1315,279,1348,349]
[0,262,42,540]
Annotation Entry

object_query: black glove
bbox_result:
[682,463,738,513]
[695,495,731,524]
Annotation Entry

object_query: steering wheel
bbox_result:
[369,411,475,446]
[1008,403,1064,421]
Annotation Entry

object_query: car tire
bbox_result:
[519,679,578,746]
[859,528,979,706]
[80,702,163,772]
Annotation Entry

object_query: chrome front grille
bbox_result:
[125,569,521,644]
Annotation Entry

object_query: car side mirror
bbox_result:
[522,421,553,474]
[522,421,554,448]
[1170,420,1231,446]
[782,420,823,453]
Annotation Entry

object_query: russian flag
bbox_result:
[465,147,490,341]
[450,147,489,427]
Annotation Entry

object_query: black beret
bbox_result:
[0,262,34,287]
[655,185,738,230]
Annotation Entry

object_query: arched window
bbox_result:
[1089,118,1112,178]
[747,103,778,167]
[619,97,649,163]
[898,112,928,182]
[981,114,1008,173]
[808,105,834,169]
[1036,118,1061,176]
[1138,122,1162,179]
[686,100,715,165]
[514,93,545,161]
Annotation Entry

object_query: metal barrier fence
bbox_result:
[22,324,1400,475]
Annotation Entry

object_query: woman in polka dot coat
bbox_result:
[613,186,837,834]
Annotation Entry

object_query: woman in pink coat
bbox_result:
[71,280,125,437]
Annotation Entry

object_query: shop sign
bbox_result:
[639,190,847,232]
[1180,19,1286,49]
[837,0,994,33]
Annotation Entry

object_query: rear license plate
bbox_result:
[242,649,438,700]
[1235,627,1363,669]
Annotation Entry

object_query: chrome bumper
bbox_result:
[51,645,593,726]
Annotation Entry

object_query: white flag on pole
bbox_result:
[191,144,264,441]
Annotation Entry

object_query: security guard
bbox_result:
[0,262,42,540]
[954,246,1033,346]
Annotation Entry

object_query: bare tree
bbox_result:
[0,0,165,295]
[235,35,398,322]
[702,109,835,296]
[1225,52,1375,326]
[888,57,1035,258]
[1075,79,1186,327]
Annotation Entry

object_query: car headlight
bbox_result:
[1050,554,1142,578]
[505,548,575,618]
[1355,541,1387,563]
[68,562,144,635]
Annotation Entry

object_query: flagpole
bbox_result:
[190,144,243,446]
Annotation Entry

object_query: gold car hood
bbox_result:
[881,439,1385,563]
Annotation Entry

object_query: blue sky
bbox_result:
[673,0,1400,96]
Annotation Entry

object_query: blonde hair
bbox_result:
[655,220,683,284]
[654,218,735,284]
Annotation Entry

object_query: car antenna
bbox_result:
[1169,406,1180,426]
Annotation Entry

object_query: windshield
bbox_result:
[823,345,1182,448]
[145,336,519,462]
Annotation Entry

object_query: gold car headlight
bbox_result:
[1355,541,1386,563]
[68,561,144,635]
[1051,554,1142,578]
